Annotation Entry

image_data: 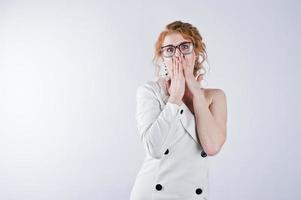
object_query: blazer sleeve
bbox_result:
[135,83,184,159]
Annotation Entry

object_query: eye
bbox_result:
[180,43,190,50]
[166,47,174,52]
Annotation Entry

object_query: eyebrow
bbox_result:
[161,41,191,48]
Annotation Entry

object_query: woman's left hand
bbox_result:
[180,53,203,97]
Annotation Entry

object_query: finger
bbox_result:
[179,59,183,77]
[182,53,188,68]
[180,53,184,64]
[176,57,179,78]
[172,57,175,79]
[179,55,183,73]
[174,57,177,78]
[180,54,186,72]
[179,61,184,78]
[177,57,180,76]
[180,54,186,71]
[171,58,174,79]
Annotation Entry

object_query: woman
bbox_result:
[130,21,227,200]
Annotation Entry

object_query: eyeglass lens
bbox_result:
[161,42,193,57]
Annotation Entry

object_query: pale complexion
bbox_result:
[161,33,227,156]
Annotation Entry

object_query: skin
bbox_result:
[161,33,227,156]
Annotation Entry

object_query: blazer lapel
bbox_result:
[178,102,199,144]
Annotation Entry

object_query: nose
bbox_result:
[174,48,182,57]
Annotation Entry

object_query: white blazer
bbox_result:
[130,78,210,200]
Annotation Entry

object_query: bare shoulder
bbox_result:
[203,88,227,107]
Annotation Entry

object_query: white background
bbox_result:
[0,0,300,199]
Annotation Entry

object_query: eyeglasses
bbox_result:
[160,41,194,58]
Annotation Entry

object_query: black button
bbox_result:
[180,109,183,114]
[165,73,168,76]
[201,150,207,157]
[155,184,162,191]
[195,188,202,195]
[164,149,169,155]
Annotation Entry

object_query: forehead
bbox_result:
[162,33,190,46]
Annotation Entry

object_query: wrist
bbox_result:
[192,89,206,102]
[168,97,182,106]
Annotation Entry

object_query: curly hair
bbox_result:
[152,21,209,79]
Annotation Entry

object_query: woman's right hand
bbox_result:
[166,56,185,106]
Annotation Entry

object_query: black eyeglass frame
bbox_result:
[160,41,194,58]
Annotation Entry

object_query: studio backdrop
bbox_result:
[0,0,300,200]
